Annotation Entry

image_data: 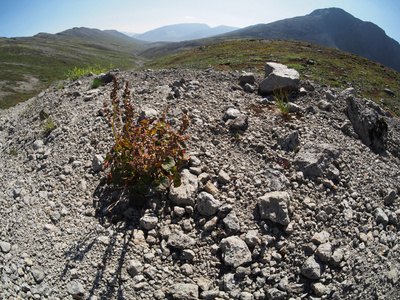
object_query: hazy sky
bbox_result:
[1,0,400,43]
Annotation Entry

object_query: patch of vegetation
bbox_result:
[9,149,18,157]
[90,78,103,89]
[66,63,113,81]
[144,39,400,116]
[103,77,190,206]
[40,117,55,135]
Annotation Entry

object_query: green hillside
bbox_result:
[0,28,146,108]
[144,39,400,116]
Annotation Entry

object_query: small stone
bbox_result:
[173,206,186,218]
[223,108,242,121]
[197,192,220,216]
[92,154,104,172]
[240,291,254,300]
[218,170,230,184]
[44,223,58,232]
[204,216,219,231]
[375,208,389,225]
[97,236,110,245]
[222,211,240,234]
[311,282,328,297]
[140,213,158,230]
[0,241,11,253]
[181,263,194,276]
[384,190,397,205]
[301,256,323,279]
[311,231,330,245]
[244,230,260,248]
[330,248,344,267]
[220,236,252,267]
[181,249,196,261]
[33,140,44,150]
[316,243,332,262]
[235,266,251,280]
[168,283,199,300]
[258,191,291,226]
[67,280,85,297]
[126,260,143,277]
[239,72,255,85]
[204,181,218,195]
[31,266,45,283]
[167,230,196,250]
[266,287,287,300]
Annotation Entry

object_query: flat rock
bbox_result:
[168,283,199,300]
[169,169,199,206]
[167,230,196,250]
[220,236,252,267]
[259,62,300,94]
[258,191,291,226]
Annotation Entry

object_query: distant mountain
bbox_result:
[0,27,147,108]
[134,23,239,42]
[221,8,400,72]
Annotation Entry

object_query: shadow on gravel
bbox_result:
[60,180,144,300]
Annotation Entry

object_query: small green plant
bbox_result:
[57,83,66,89]
[90,78,103,89]
[103,77,190,205]
[274,89,290,116]
[9,149,18,157]
[41,117,55,134]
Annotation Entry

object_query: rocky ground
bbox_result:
[0,67,399,300]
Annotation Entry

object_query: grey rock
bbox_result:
[239,72,256,85]
[33,140,44,150]
[140,213,158,230]
[265,169,290,191]
[316,243,332,262]
[168,283,199,300]
[346,96,388,153]
[197,191,220,216]
[230,114,248,131]
[223,108,242,121]
[167,230,196,250]
[220,236,252,267]
[259,62,300,94]
[375,208,389,225]
[218,169,230,184]
[240,291,254,300]
[140,107,159,121]
[0,241,11,253]
[330,248,344,267]
[311,231,330,245]
[243,83,255,93]
[278,130,299,151]
[301,256,323,279]
[294,142,340,178]
[31,266,45,283]
[223,272,240,292]
[203,216,218,231]
[181,249,196,260]
[66,280,85,297]
[222,211,241,234]
[266,287,287,300]
[384,190,397,205]
[126,260,144,276]
[312,282,328,297]
[169,169,199,206]
[258,191,291,226]
[318,99,333,111]
[245,230,260,248]
[201,290,220,300]
[92,154,104,172]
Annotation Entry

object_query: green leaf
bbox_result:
[161,157,175,172]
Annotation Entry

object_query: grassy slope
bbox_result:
[0,32,146,108]
[144,39,400,116]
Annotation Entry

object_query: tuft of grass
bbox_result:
[41,117,55,134]
[90,78,103,89]
[274,89,290,116]
[9,149,18,157]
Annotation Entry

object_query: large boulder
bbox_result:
[346,96,388,153]
[259,63,300,95]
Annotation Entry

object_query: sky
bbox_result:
[1,0,400,43]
